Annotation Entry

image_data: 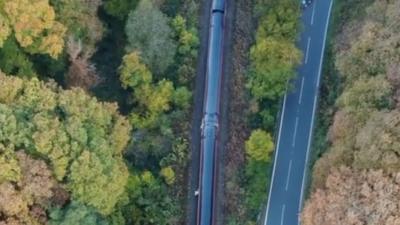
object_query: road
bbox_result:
[264,1,333,225]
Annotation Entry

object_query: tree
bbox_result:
[248,37,301,101]
[0,144,21,183]
[0,0,66,58]
[302,167,400,225]
[119,52,152,89]
[0,38,36,78]
[118,172,179,225]
[68,151,129,215]
[353,110,400,171]
[0,151,58,225]
[256,0,300,42]
[245,129,274,162]
[65,37,100,90]
[50,0,104,51]
[49,201,109,225]
[160,166,175,185]
[171,15,199,85]
[104,0,139,20]
[119,51,175,129]
[171,15,199,57]
[0,72,132,215]
[311,0,400,191]
[125,0,177,74]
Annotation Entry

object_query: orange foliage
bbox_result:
[303,167,400,225]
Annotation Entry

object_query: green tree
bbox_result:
[119,51,175,129]
[256,0,300,41]
[119,172,179,225]
[248,37,302,101]
[51,0,104,50]
[49,201,109,225]
[125,0,177,74]
[104,0,139,20]
[245,129,274,162]
[0,38,36,78]
[171,15,199,85]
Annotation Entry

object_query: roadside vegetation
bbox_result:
[224,0,301,224]
[0,0,199,224]
[302,0,400,224]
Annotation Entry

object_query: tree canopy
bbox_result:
[0,0,66,58]
[245,129,274,162]
[125,0,177,75]
[0,72,132,215]
[303,167,400,225]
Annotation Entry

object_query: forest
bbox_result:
[302,0,400,224]
[0,0,198,224]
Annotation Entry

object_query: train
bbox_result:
[196,0,226,225]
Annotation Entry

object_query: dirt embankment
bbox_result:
[222,0,254,223]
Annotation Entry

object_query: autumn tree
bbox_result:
[353,110,400,171]
[311,0,400,191]
[119,51,178,129]
[65,37,100,90]
[125,0,177,74]
[0,72,131,215]
[0,151,58,225]
[160,166,175,185]
[303,167,400,225]
[49,0,104,89]
[245,129,274,162]
[248,37,301,101]
[243,130,273,216]
[0,0,66,58]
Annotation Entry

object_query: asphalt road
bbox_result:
[263,1,333,225]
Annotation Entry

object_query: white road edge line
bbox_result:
[292,117,299,147]
[298,0,334,213]
[285,160,293,191]
[264,92,288,225]
[299,77,305,105]
[311,3,316,25]
[305,37,311,64]
[281,205,286,225]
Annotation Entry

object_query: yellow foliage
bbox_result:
[0,72,24,104]
[0,14,11,47]
[160,166,175,185]
[0,144,21,183]
[245,129,274,162]
[2,0,66,58]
